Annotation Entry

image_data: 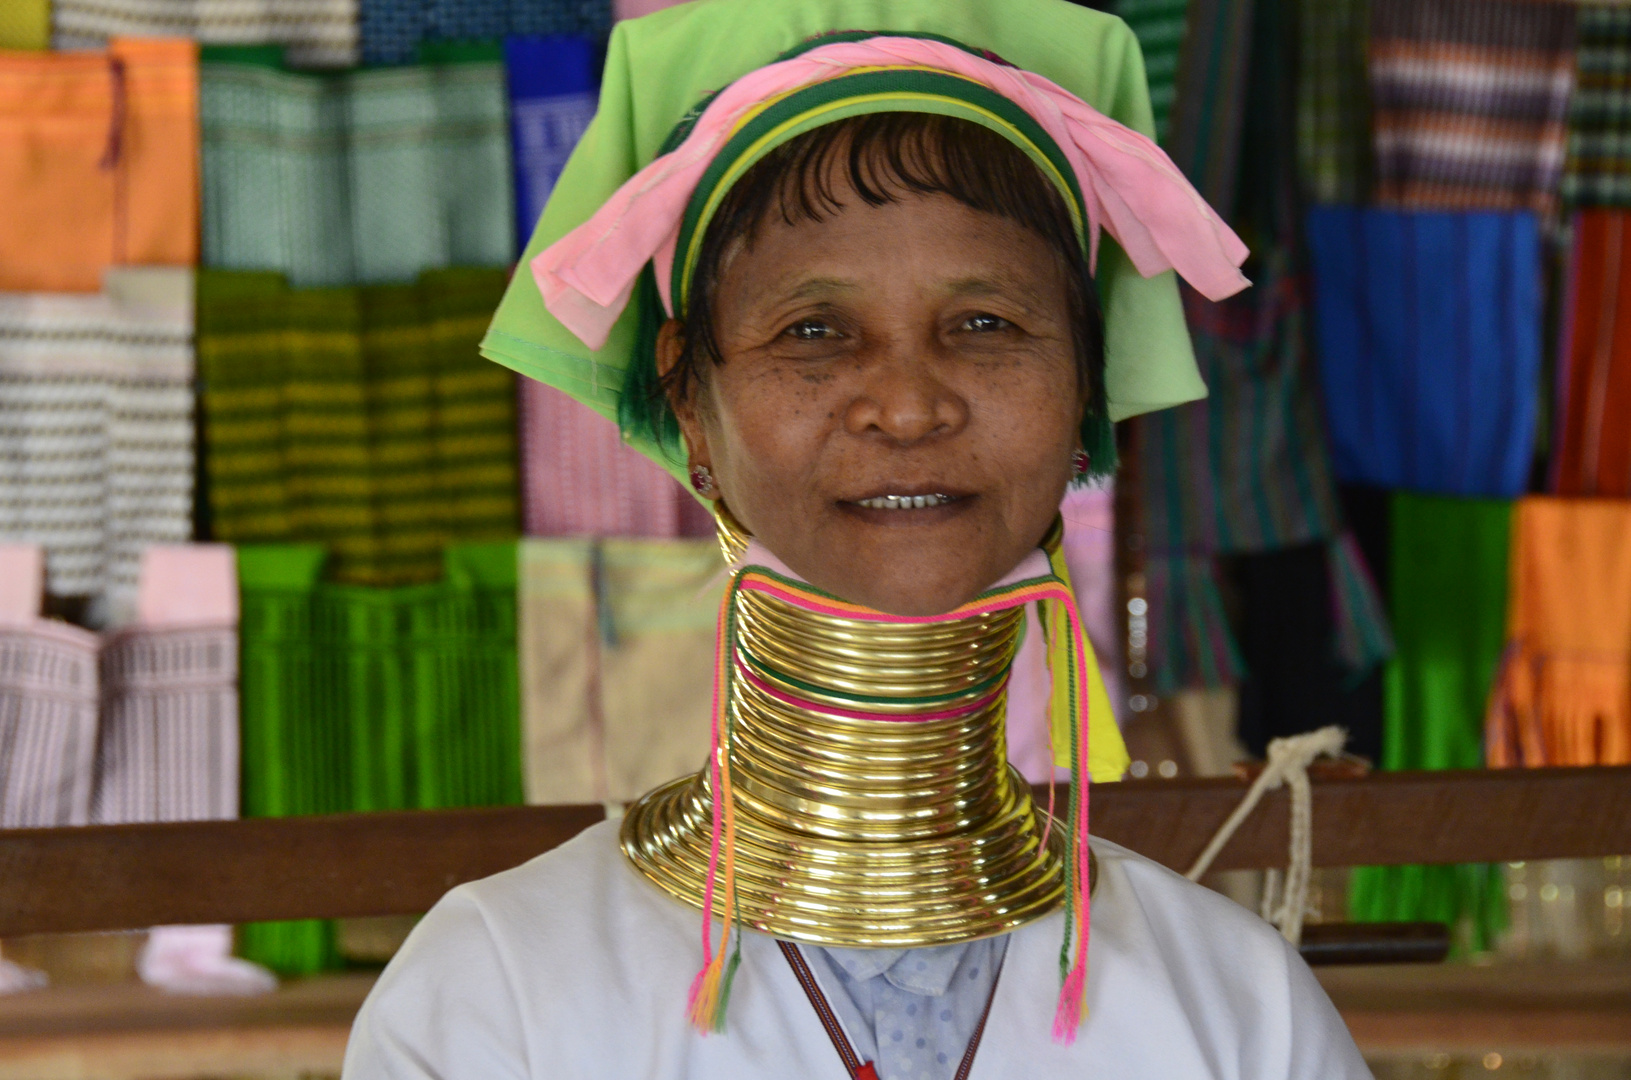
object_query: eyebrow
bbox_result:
[782,276,862,300]
[940,274,1050,312]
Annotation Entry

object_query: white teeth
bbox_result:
[855,493,955,510]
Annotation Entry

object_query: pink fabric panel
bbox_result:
[0,545,44,626]
[518,380,715,538]
[1007,483,1125,783]
[136,545,237,627]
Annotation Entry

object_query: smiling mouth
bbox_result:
[848,493,964,510]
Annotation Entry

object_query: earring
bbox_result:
[689,463,716,496]
[1071,448,1090,476]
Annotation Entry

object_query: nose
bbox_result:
[842,342,969,445]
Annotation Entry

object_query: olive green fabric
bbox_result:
[198,267,518,588]
[479,0,1206,484]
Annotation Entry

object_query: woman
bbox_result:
[345,1,1370,1077]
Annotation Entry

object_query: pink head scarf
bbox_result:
[532,35,1250,350]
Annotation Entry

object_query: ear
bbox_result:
[656,317,712,469]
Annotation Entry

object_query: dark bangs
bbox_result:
[661,112,1110,466]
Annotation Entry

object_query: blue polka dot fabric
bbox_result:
[815,937,1006,1080]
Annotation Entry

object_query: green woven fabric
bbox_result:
[236,541,523,975]
[1295,0,1372,204]
[1349,494,1511,952]
[480,0,1208,487]
[198,267,518,588]
[1116,0,1189,145]
[200,45,514,287]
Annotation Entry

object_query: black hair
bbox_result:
[655,111,1112,470]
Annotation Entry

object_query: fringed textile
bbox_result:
[1488,497,1631,768]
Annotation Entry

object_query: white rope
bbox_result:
[1184,726,1348,945]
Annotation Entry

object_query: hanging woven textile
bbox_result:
[1305,206,1543,499]
[0,269,194,624]
[1369,0,1576,217]
[237,541,524,974]
[1553,209,1631,497]
[1138,0,1391,702]
[1164,0,1253,217]
[0,40,198,293]
[360,0,611,66]
[94,546,241,825]
[52,0,359,68]
[1488,497,1631,769]
[519,383,714,537]
[1562,5,1631,209]
[200,44,513,287]
[197,267,518,588]
[518,537,720,803]
[1349,494,1512,953]
[0,545,99,831]
[505,35,598,255]
[1114,0,1188,146]
[1295,0,1371,204]
[0,0,48,48]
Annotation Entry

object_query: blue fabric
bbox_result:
[362,0,611,65]
[813,938,1004,1080]
[505,35,598,255]
[1305,206,1542,498]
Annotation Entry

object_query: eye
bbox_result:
[960,313,1012,333]
[783,318,840,341]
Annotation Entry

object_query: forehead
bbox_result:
[718,190,1070,304]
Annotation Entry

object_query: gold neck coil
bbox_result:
[620,501,1067,947]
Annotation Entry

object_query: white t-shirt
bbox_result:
[344,821,1372,1080]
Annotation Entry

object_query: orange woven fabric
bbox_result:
[0,39,197,292]
[1488,496,1631,767]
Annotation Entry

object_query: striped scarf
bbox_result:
[237,540,525,974]
[0,271,195,622]
[1562,5,1631,208]
[1370,0,1577,217]
[0,619,99,829]
[200,44,514,287]
[52,0,359,68]
[197,267,518,588]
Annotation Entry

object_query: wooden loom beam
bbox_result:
[0,766,1626,938]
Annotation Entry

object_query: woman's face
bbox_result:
[660,181,1086,616]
